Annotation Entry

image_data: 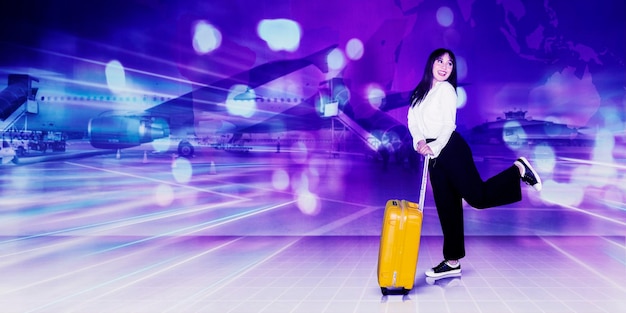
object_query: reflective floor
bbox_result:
[1,235,624,313]
[1,142,625,312]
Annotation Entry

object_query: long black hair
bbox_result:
[409,48,458,107]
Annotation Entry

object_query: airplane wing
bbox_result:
[88,45,337,149]
[149,44,335,133]
[146,44,336,117]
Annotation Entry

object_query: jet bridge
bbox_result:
[334,110,380,152]
[319,77,411,160]
[0,74,39,132]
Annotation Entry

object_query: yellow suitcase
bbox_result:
[377,199,423,295]
[377,158,429,295]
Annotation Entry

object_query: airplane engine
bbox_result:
[88,115,170,149]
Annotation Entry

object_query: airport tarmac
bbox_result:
[0,143,624,312]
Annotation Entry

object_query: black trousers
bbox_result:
[428,132,522,260]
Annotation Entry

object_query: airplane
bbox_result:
[1,45,367,163]
[1,20,421,166]
[467,109,593,146]
[0,65,336,147]
[159,17,419,164]
[86,44,340,157]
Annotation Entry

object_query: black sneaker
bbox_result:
[516,157,542,191]
[425,260,461,278]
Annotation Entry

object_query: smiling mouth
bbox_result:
[437,70,447,76]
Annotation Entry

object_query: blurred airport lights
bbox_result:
[366,84,385,108]
[346,38,364,60]
[272,169,290,191]
[151,137,171,153]
[226,84,256,118]
[297,190,320,216]
[502,120,525,150]
[257,19,301,52]
[192,20,222,54]
[533,143,556,174]
[456,86,467,108]
[327,48,346,71]
[290,141,310,164]
[105,60,126,94]
[436,6,454,27]
[154,184,174,207]
[590,128,617,188]
[171,157,193,184]
[541,180,585,207]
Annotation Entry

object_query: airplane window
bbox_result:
[40,96,45,101]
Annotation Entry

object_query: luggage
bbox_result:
[377,199,423,295]
[377,157,429,295]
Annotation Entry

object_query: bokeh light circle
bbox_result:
[272,169,290,190]
[172,157,193,183]
[154,184,174,207]
[257,19,301,52]
[105,60,126,93]
[436,6,454,27]
[296,190,320,216]
[346,38,364,60]
[366,84,385,108]
[456,86,466,108]
[192,20,222,54]
[328,48,345,71]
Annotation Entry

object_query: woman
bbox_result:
[407,48,541,278]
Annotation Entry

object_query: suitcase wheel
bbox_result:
[380,287,410,296]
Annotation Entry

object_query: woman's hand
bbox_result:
[416,140,434,156]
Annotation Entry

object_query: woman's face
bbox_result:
[431,53,453,84]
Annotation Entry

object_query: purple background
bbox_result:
[1,0,625,236]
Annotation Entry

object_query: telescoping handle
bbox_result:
[417,156,430,212]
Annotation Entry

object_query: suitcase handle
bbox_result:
[417,156,430,212]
